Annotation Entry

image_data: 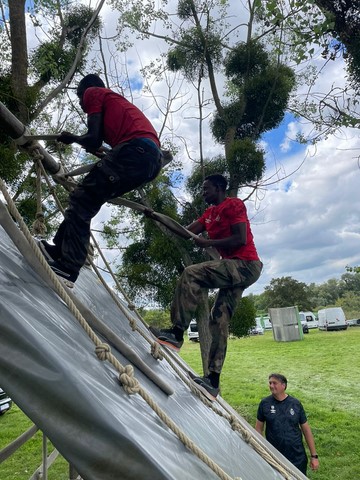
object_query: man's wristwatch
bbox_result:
[311,454,319,459]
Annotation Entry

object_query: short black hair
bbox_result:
[77,74,105,97]
[204,174,228,192]
[269,373,287,388]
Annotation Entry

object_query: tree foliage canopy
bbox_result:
[263,276,312,311]
[229,297,257,338]
[254,270,360,319]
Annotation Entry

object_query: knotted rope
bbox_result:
[0,175,239,480]
[10,150,301,479]
[30,150,47,237]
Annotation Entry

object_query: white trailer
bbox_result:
[318,307,348,331]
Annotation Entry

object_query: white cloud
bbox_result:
[280,121,300,152]
[248,129,360,294]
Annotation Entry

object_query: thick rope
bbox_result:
[84,230,302,480]
[0,176,238,480]
[25,161,301,479]
[36,164,301,480]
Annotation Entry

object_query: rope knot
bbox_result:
[151,342,164,360]
[119,365,140,394]
[229,415,238,431]
[31,214,47,236]
[95,343,111,361]
[129,318,137,331]
[127,303,135,311]
[28,145,44,160]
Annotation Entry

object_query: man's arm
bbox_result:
[192,222,246,249]
[57,112,103,151]
[301,422,319,471]
[187,220,205,235]
[255,419,264,435]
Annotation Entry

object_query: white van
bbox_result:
[299,311,318,329]
[187,319,199,342]
[318,307,348,331]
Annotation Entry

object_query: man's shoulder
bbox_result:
[84,87,119,102]
[223,196,244,206]
[285,394,301,404]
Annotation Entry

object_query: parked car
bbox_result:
[249,325,265,335]
[256,315,272,330]
[318,307,348,331]
[347,319,360,327]
[0,387,12,415]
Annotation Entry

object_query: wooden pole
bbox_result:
[0,101,62,175]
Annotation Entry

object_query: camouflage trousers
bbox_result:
[171,258,263,374]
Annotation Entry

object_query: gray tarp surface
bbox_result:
[0,225,304,480]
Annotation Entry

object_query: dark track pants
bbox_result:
[53,139,162,275]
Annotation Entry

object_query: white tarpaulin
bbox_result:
[0,225,305,480]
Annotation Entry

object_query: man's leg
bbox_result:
[50,142,161,279]
[206,260,263,389]
[172,258,262,331]
[208,285,244,376]
[150,260,227,351]
[150,259,247,353]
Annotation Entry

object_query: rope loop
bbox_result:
[151,342,164,361]
[127,303,136,311]
[229,416,252,443]
[95,343,111,361]
[119,365,140,394]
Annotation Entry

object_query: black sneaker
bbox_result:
[37,240,59,262]
[149,326,184,352]
[192,376,220,401]
[48,260,78,288]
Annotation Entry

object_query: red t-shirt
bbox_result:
[198,197,259,261]
[82,87,160,148]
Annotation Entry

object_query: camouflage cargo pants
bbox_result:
[171,258,263,374]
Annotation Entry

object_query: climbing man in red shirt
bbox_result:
[150,174,262,400]
[38,74,162,286]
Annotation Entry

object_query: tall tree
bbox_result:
[313,0,360,88]
[0,0,103,227]
[115,0,295,193]
[258,0,360,136]
[264,276,312,310]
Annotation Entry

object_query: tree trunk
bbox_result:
[8,0,29,123]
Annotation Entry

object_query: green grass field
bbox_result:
[1,328,359,479]
[181,327,360,480]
